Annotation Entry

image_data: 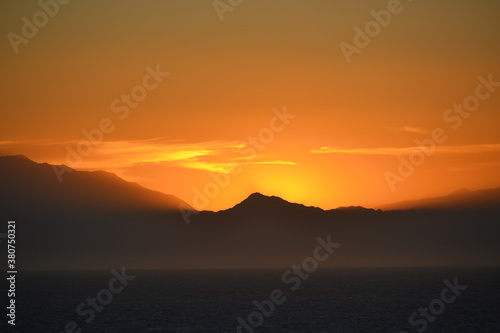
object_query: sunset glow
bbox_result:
[1,0,500,211]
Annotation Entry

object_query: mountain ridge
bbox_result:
[1,155,500,270]
[378,186,500,211]
[1,155,499,213]
[0,154,194,213]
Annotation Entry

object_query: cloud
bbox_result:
[386,126,428,134]
[250,161,297,165]
[0,138,297,173]
[94,139,243,164]
[311,143,500,156]
[63,138,297,173]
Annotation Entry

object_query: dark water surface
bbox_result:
[3,267,500,332]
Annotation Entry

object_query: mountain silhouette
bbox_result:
[224,192,324,215]
[378,187,500,211]
[0,155,194,215]
[191,192,500,269]
[1,155,499,270]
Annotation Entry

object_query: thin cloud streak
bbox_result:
[386,126,428,134]
[0,138,297,173]
[311,144,500,156]
[68,140,296,173]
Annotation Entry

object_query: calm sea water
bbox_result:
[3,267,500,332]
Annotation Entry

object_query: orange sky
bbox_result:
[1,0,500,210]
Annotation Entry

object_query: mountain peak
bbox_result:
[241,192,287,205]
[223,192,325,215]
[227,192,291,211]
[247,192,265,198]
[246,192,273,200]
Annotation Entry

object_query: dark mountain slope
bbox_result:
[1,156,499,270]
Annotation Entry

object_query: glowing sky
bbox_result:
[1,0,500,210]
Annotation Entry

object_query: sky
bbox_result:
[1,0,500,211]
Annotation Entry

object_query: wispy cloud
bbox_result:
[0,141,14,145]
[386,126,428,134]
[94,139,244,164]
[311,144,500,156]
[179,159,297,173]
[0,138,297,173]
[67,139,297,173]
[250,161,297,165]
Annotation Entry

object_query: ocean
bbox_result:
[4,267,500,332]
